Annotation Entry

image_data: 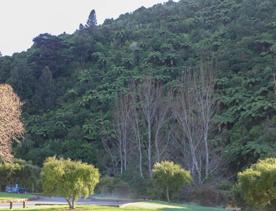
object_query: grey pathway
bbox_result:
[0,196,134,209]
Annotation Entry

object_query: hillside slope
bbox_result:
[0,0,275,178]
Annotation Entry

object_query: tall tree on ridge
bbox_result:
[86,9,97,27]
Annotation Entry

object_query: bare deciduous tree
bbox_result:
[114,92,132,174]
[153,92,170,162]
[135,77,161,177]
[172,63,215,184]
[0,84,24,162]
[129,83,144,177]
[112,67,215,181]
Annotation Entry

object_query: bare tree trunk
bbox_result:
[119,139,123,175]
[138,128,144,178]
[154,127,161,162]
[133,105,144,178]
[197,62,215,180]
[136,77,162,177]
[147,116,152,177]
[187,129,202,184]
[123,129,127,171]
[154,97,169,163]
[166,186,170,202]
[114,92,132,175]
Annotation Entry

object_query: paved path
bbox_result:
[0,196,133,209]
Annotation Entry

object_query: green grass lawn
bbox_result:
[11,201,224,211]
[0,192,33,200]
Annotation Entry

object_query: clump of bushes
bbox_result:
[152,161,192,201]
[235,158,276,210]
[183,183,230,206]
[0,159,40,192]
[96,176,131,197]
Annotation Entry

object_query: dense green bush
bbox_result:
[236,158,276,210]
[41,157,100,209]
[96,175,155,199]
[96,176,131,197]
[183,184,230,206]
[152,161,192,201]
[0,159,40,192]
[96,176,115,194]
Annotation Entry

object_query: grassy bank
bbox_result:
[0,192,33,200]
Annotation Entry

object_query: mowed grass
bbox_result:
[122,201,224,210]
[0,192,33,200]
[11,201,224,211]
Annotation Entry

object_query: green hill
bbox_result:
[0,0,275,193]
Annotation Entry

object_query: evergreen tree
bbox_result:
[79,23,85,30]
[86,9,97,27]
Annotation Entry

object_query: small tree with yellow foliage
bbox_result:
[153,161,192,201]
[236,158,276,210]
[41,157,100,209]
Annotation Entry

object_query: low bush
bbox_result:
[183,184,229,206]
[95,176,131,197]
[152,161,192,201]
[235,158,276,210]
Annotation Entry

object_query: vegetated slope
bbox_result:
[0,0,275,177]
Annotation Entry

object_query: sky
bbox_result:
[0,0,171,56]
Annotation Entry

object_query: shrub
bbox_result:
[236,158,276,210]
[41,157,100,209]
[183,184,229,206]
[96,176,115,194]
[0,159,40,192]
[96,176,131,197]
[152,161,192,201]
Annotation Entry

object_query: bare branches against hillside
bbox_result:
[172,63,215,184]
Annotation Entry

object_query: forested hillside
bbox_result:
[0,0,275,188]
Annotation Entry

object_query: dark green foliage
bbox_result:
[0,0,275,185]
[0,159,40,192]
[86,10,97,27]
[96,176,131,197]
